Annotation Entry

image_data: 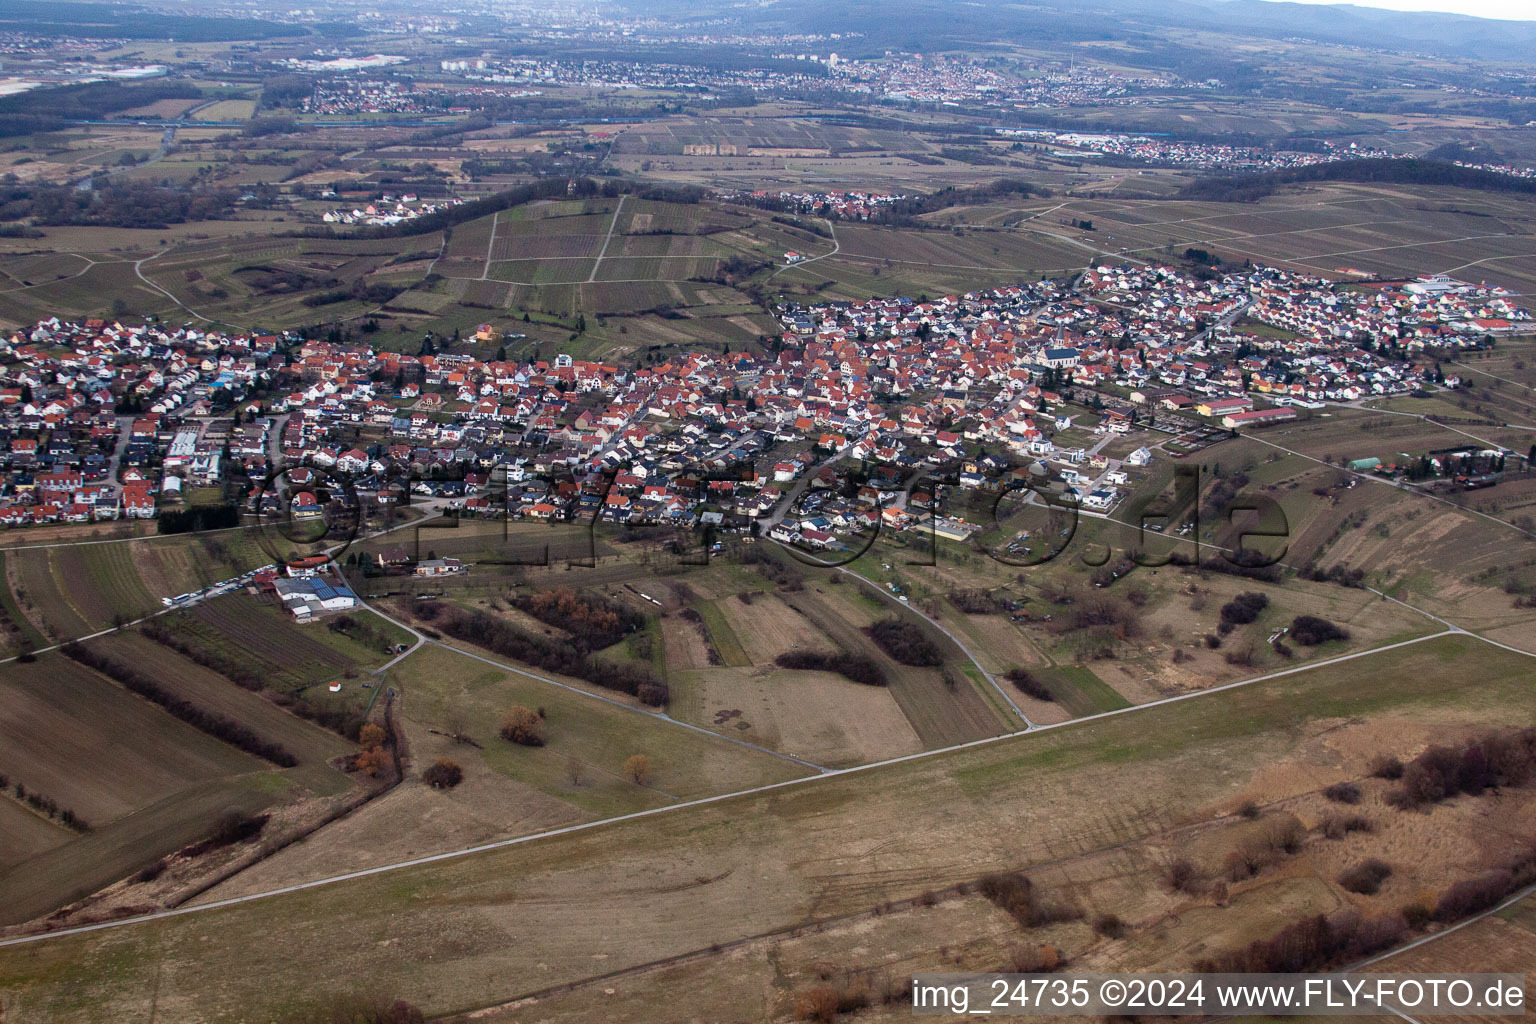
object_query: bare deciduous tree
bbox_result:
[624,754,650,785]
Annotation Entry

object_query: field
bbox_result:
[362,531,1015,763]
[0,653,278,925]
[0,801,71,875]
[174,598,400,690]
[1,632,1530,1019]
[667,666,923,768]
[193,99,256,121]
[0,527,282,651]
[937,182,1536,296]
[0,183,1111,351]
[277,640,811,827]
[785,582,1016,746]
[85,631,356,772]
[673,555,1015,756]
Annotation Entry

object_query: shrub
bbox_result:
[1219,592,1269,627]
[1223,645,1255,667]
[1369,754,1404,780]
[1163,857,1202,894]
[867,618,942,666]
[512,588,643,650]
[1092,913,1126,939]
[775,650,887,686]
[1225,844,1273,882]
[422,758,463,789]
[978,871,1081,927]
[1339,859,1393,895]
[500,705,545,746]
[949,589,1001,614]
[1266,817,1307,854]
[624,754,650,784]
[1317,813,1374,840]
[1007,945,1062,972]
[1005,667,1054,701]
[1291,615,1350,646]
[1324,782,1362,804]
[794,985,840,1023]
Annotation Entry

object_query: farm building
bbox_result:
[1221,407,1297,429]
[274,576,358,619]
[1197,395,1254,418]
[414,558,465,576]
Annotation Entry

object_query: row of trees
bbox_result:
[0,773,88,831]
[62,643,298,766]
[1178,158,1536,204]
[775,650,887,687]
[1199,841,1536,973]
[420,604,667,705]
[140,619,368,740]
[512,588,642,651]
[1005,667,1054,702]
[156,503,242,535]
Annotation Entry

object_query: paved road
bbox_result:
[760,437,866,531]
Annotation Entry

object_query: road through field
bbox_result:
[133,249,227,328]
[0,625,1472,950]
[837,566,1030,728]
[586,194,627,282]
[478,210,499,281]
[768,217,838,278]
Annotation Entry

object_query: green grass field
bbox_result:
[1036,663,1133,716]
[690,599,750,667]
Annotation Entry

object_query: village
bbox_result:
[318,192,465,227]
[0,263,1525,557]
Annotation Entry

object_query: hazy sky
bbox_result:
[1261,0,1536,20]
